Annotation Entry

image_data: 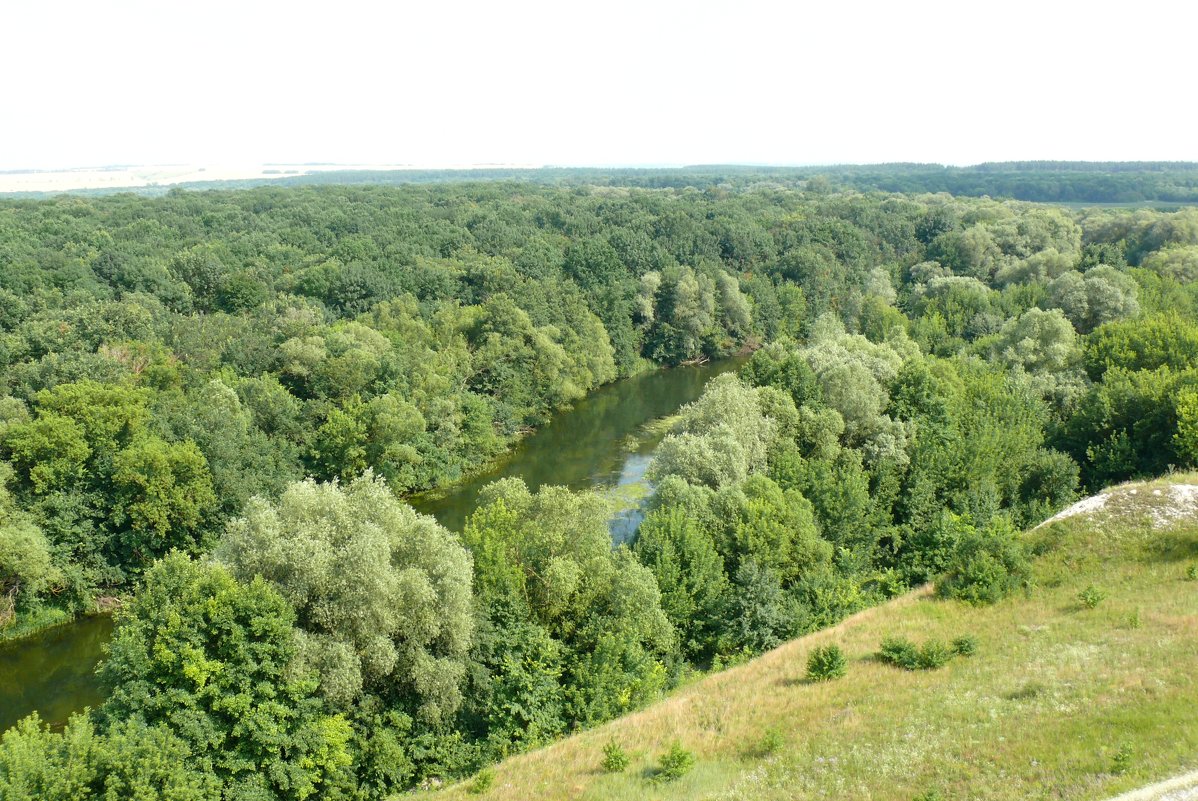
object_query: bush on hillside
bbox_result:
[601,740,629,773]
[878,636,957,670]
[651,742,695,783]
[878,636,921,669]
[937,518,1032,605]
[915,639,954,670]
[806,644,848,681]
[1078,585,1107,609]
[753,727,784,757]
[467,769,494,795]
[951,635,978,657]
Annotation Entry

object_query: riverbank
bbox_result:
[0,606,72,644]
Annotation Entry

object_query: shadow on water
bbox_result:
[0,358,743,732]
[0,615,113,731]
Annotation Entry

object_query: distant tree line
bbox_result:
[9,162,1198,205]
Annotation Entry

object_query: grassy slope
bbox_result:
[425,477,1198,801]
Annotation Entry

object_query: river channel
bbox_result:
[0,358,741,732]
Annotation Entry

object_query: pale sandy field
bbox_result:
[0,163,415,194]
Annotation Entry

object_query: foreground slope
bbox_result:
[426,477,1198,800]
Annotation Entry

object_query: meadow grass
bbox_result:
[424,478,1198,800]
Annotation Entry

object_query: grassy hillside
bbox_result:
[425,477,1198,801]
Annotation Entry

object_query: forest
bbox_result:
[3,181,1198,799]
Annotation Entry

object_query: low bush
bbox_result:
[916,639,954,670]
[878,636,921,669]
[806,644,847,681]
[1112,742,1134,775]
[1078,585,1107,609]
[879,636,958,670]
[652,741,695,783]
[601,740,629,773]
[467,769,495,795]
[951,635,978,657]
[754,727,784,757]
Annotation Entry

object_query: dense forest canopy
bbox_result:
[4,181,1198,799]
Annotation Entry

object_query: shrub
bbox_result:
[1112,742,1133,775]
[806,644,847,682]
[467,768,495,795]
[1185,563,1197,581]
[601,740,629,773]
[951,635,978,657]
[710,647,755,672]
[1078,585,1107,609]
[878,636,921,669]
[879,636,955,670]
[916,639,953,670]
[652,741,695,783]
[754,727,784,757]
[936,518,1032,605]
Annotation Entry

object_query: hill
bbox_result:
[425,477,1198,801]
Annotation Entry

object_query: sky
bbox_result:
[2,0,1195,171]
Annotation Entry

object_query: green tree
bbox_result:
[0,515,60,619]
[936,516,1032,605]
[216,475,474,723]
[991,307,1078,374]
[99,553,352,800]
[648,374,778,489]
[0,712,222,801]
[722,558,800,654]
[308,404,369,482]
[111,436,217,561]
[632,506,728,660]
[1047,266,1139,333]
[464,480,675,726]
[2,414,91,494]
[715,475,832,585]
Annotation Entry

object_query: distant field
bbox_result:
[426,477,1198,801]
[0,163,416,194]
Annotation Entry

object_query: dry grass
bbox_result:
[422,479,1198,801]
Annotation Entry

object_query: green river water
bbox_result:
[0,359,740,732]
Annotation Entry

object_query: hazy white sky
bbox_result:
[2,0,1194,170]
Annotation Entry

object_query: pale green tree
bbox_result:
[1142,245,1198,283]
[1047,266,1139,333]
[991,308,1078,375]
[995,247,1076,286]
[215,474,474,723]
[648,374,777,489]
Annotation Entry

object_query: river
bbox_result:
[0,358,740,732]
